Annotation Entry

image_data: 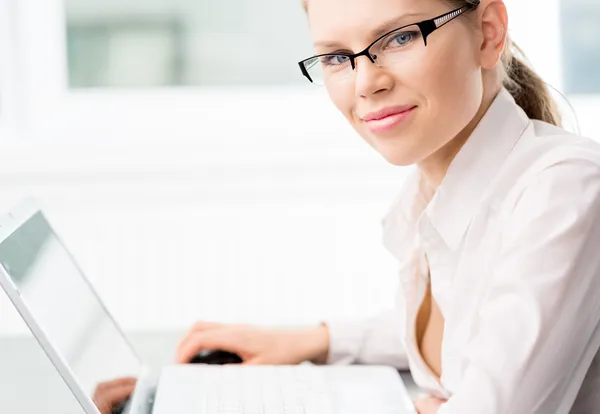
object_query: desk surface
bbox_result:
[0,331,418,413]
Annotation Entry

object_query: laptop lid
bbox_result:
[0,199,146,414]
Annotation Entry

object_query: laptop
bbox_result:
[0,198,417,414]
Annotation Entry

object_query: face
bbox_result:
[307,0,486,166]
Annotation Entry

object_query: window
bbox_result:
[556,0,600,139]
[0,0,19,136]
[561,0,600,95]
[65,0,312,88]
[11,0,340,144]
[8,0,600,141]
[0,4,7,128]
[66,18,185,88]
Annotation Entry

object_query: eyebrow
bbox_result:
[313,12,424,49]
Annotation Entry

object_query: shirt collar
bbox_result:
[423,87,530,250]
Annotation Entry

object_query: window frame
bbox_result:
[13,0,350,146]
[8,0,600,142]
[0,0,20,137]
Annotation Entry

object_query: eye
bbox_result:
[320,54,351,66]
[383,30,420,49]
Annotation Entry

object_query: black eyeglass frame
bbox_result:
[298,1,480,83]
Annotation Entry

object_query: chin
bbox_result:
[381,153,416,167]
[373,140,422,167]
[358,123,426,167]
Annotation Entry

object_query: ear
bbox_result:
[478,0,509,70]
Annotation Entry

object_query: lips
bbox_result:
[362,105,416,122]
[361,105,417,134]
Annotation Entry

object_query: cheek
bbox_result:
[418,40,483,138]
[328,87,382,151]
[326,83,355,120]
[325,83,376,146]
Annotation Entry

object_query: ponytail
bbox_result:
[501,39,562,127]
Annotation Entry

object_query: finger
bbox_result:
[106,377,137,388]
[191,321,224,332]
[94,377,137,394]
[177,330,243,362]
[176,330,242,363]
[414,396,445,413]
[175,322,225,360]
[103,382,137,406]
[414,397,432,412]
[243,357,265,366]
[93,379,137,404]
[177,322,222,349]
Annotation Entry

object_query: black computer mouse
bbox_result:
[189,350,243,365]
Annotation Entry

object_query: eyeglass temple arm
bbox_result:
[299,61,313,82]
[418,4,478,46]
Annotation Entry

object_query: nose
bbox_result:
[353,54,393,98]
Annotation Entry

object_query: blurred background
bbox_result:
[0,0,599,337]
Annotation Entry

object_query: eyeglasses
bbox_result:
[298,2,480,85]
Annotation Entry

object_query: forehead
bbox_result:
[308,0,443,46]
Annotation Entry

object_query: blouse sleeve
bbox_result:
[325,308,409,369]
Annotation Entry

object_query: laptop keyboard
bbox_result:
[174,365,335,414]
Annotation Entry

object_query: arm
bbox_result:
[325,308,409,368]
[438,159,600,414]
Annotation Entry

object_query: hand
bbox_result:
[175,321,330,365]
[414,396,447,414]
[92,377,137,414]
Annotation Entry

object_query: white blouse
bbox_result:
[326,88,600,413]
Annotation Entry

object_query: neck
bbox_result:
[418,84,502,191]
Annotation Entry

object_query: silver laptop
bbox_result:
[0,198,416,414]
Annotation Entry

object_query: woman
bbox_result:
[177,0,600,412]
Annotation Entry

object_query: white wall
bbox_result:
[0,141,409,335]
[1,0,408,334]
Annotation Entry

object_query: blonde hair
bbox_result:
[302,0,563,127]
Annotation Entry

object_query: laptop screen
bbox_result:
[0,211,142,406]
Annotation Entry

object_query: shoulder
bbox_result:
[489,120,600,212]
[514,120,600,171]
